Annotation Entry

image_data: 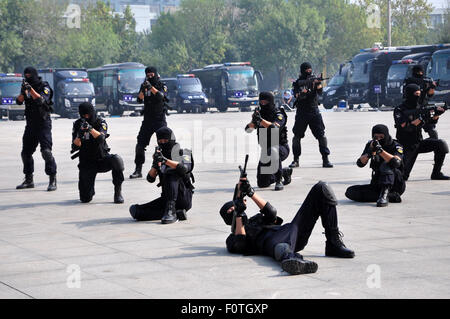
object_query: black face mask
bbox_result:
[220,201,235,225]
[79,102,97,125]
[23,67,41,90]
[300,62,312,77]
[412,66,424,78]
[372,124,392,147]
[404,84,421,109]
[156,127,176,158]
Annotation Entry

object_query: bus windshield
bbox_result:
[119,69,145,93]
[349,61,371,84]
[428,53,450,81]
[0,82,21,97]
[328,75,345,86]
[387,64,409,81]
[64,82,94,96]
[227,69,258,91]
[178,78,203,93]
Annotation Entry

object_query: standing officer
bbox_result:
[345,124,405,207]
[130,66,168,179]
[245,92,292,191]
[394,84,449,181]
[16,67,57,191]
[129,127,195,224]
[72,102,124,203]
[290,62,333,169]
[403,64,438,139]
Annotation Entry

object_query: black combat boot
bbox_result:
[325,229,355,258]
[282,167,293,185]
[431,162,450,180]
[376,186,390,207]
[47,174,57,192]
[129,165,143,179]
[289,159,299,168]
[16,174,34,189]
[161,201,178,224]
[114,186,124,204]
[274,179,284,191]
[322,155,334,168]
[176,209,188,221]
[129,205,138,219]
[274,243,318,275]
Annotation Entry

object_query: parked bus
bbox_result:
[88,62,146,116]
[38,68,95,118]
[191,62,263,112]
[427,48,450,106]
[0,73,23,120]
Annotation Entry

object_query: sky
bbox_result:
[429,0,449,9]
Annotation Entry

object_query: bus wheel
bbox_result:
[323,104,334,110]
[177,106,183,114]
[218,106,228,112]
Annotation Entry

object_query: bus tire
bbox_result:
[177,106,183,114]
[218,106,228,112]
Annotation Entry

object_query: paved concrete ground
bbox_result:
[0,107,449,299]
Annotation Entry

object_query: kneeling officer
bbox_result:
[72,102,124,204]
[129,127,195,224]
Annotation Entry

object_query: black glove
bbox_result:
[252,110,262,127]
[143,80,152,91]
[435,107,445,116]
[240,179,255,198]
[373,139,383,155]
[153,150,167,166]
[233,199,247,216]
[22,80,32,92]
[80,120,93,133]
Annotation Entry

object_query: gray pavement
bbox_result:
[0,108,449,299]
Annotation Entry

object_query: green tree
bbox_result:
[358,0,433,46]
[233,0,327,89]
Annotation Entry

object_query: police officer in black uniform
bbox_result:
[245,92,292,191]
[16,67,57,191]
[220,178,354,275]
[403,64,438,139]
[130,66,168,179]
[290,62,333,169]
[129,127,194,224]
[72,102,124,203]
[345,124,406,207]
[394,84,449,181]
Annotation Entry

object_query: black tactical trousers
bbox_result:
[135,119,167,166]
[78,155,124,203]
[132,174,193,221]
[21,119,57,176]
[261,183,338,258]
[403,138,449,180]
[257,143,290,188]
[292,111,330,159]
[345,163,406,203]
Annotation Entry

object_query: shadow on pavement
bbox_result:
[64,217,136,228]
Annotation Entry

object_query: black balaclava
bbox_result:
[220,201,235,225]
[79,102,97,125]
[23,66,41,90]
[156,126,176,158]
[145,66,159,85]
[412,64,424,78]
[372,124,392,147]
[300,62,312,77]
[259,91,276,119]
[404,83,421,109]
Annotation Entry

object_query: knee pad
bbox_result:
[41,149,54,162]
[316,181,338,206]
[438,140,449,154]
[274,243,292,261]
[111,154,125,171]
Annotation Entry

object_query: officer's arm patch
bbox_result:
[396,146,403,154]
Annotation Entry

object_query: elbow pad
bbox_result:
[16,97,23,105]
[95,134,106,144]
[155,91,164,101]
[175,163,188,175]
[260,202,277,223]
[147,173,156,183]
[388,157,401,169]
[357,158,366,168]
